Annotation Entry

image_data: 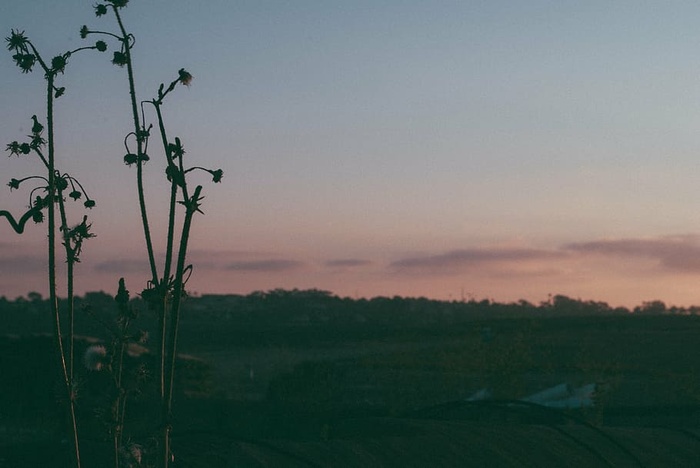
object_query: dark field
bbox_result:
[2,292,700,466]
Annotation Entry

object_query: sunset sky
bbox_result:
[4,1,700,307]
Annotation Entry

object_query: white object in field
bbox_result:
[521,383,596,409]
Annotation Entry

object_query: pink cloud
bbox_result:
[564,235,700,273]
[390,247,566,275]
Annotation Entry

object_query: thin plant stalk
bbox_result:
[153,102,179,292]
[57,192,75,381]
[153,101,181,405]
[111,12,173,461]
[106,277,133,468]
[88,6,220,465]
[161,185,201,468]
[46,73,82,468]
[151,97,197,468]
[112,5,158,285]
[111,9,175,466]
[114,318,129,467]
[150,101,177,406]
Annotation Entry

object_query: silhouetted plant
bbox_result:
[4,1,222,466]
[82,278,151,468]
[84,2,222,466]
[3,27,103,468]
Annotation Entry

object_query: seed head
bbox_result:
[211,169,223,183]
[51,55,67,74]
[112,51,127,67]
[178,68,193,87]
[6,30,28,52]
[94,4,108,17]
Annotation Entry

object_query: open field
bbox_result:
[2,293,700,465]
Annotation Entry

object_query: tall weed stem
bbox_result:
[46,73,82,468]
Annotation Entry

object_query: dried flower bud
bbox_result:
[123,153,138,166]
[54,87,65,98]
[95,40,107,52]
[32,209,44,224]
[30,134,45,149]
[6,141,20,155]
[8,178,20,190]
[80,25,90,39]
[5,30,29,52]
[112,51,127,67]
[94,4,108,17]
[13,53,35,73]
[69,190,82,200]
[178,68,193,87]
[51,55,67,74]
[211,169,223,183]
[84,199,96,209]
[165,165,185,187]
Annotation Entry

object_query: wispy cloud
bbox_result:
[0,255,46,273]
[187,249,277,260]
[226,259,304,272]
[95,259,150,273]
[390,247,565,275]
[325,259,372,268]
[93,250,306,275]
[564,235,700,273]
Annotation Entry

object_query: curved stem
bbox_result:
[88,30,122,41]
[67,46,98,55]
[27,41,50,74]
[33,147,50,169]
[0,206,41,234]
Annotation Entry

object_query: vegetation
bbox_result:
[2,1,220,466]
[2,290,700,465]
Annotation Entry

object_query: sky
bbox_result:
[3,1,700,307]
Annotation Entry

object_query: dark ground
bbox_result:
[2,293,700,466]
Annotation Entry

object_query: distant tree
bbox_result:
[634,300,667,315]
[27,291,43,303]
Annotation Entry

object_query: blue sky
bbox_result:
[3,1,700,306]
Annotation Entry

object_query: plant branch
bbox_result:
[112,5,158,286]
